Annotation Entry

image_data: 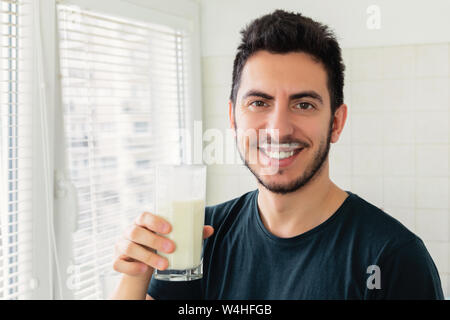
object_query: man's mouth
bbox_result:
[258,143,304,160]
[259,148,304,160]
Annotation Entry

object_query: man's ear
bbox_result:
[330,103,347,144]
[228,100,236,131]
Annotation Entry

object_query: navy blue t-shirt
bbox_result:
[148,189,444,299]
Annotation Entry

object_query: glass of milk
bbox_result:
[152,164,206,281]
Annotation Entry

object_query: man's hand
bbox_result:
[113,211,214,277]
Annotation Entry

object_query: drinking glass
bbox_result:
[152,164,206,281]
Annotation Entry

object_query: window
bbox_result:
[0,0,200,300]
[57,4,190,299]
[133,121,149,133]
[0,0,33,299]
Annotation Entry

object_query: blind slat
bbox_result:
[58,8,181,37]
[59,22,177,45]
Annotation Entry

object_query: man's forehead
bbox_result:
[238,50,329,99]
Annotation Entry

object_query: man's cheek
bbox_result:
[236,129,255,156]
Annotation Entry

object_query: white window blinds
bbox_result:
[57,5,189,299]
[0,0,33,299]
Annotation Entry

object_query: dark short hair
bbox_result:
[230,9,345,115]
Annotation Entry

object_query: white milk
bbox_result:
[158,199,205,270]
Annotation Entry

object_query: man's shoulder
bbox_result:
[347,193,444,299]
[205,189,257,227]
[346,191,419,251]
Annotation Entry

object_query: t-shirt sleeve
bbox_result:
[147,276,202,300]
[369,237,445,300]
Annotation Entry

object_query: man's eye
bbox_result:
[295,102,314,110]
[250,101,268,107]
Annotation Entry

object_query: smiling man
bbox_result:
[147,9,444,299]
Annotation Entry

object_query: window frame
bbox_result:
[30,0,57,300]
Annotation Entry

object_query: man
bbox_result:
[111,9,444,299]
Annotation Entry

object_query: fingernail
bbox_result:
[157,260,166,269]
[163,241,172,252]
[161,223,170,233]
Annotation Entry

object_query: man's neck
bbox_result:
[256,167,348,238]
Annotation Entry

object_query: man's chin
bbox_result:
[258,179,305,195]
[245,163,306,195]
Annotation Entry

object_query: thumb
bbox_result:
[202,225,214,239]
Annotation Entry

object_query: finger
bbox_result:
[203,225,214,239]
[134,212,172,234]
[124,224,175,253]
[117,239,168,270]
[113,258,149,276]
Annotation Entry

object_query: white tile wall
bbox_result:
[351,47,384,81]
[351,81,386,112]
[383,145,415,176]
[415,78,449,111]
[415,111,449,144]
[382,112,415,144]
[416,146,449,177]
[416,177,448,209]
[416,44,449,77]
[329,145,352,176]
[201,43,450,297]
[351,145,383,175]
[382,79,415,111]
[332,175,352,192]
[381,46,415,79]
[383,176,415,208]
[416,208,449,242]
[351,113,384,145]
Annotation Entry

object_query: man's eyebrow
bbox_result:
[241,90,274,102]
[289,91,323,105]
[241,90,324,105]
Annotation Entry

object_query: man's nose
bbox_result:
[265,102,295,138]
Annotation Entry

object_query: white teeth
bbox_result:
[259,143,301,149]
[265,150,295,159]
